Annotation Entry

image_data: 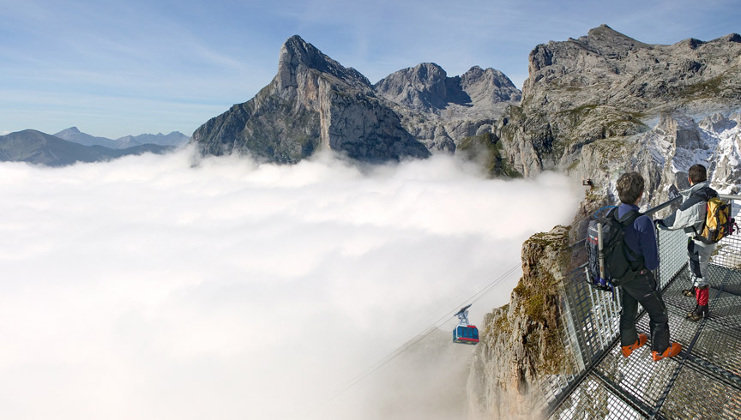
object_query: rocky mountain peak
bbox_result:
[277,35,370,91]
[406,62,448,84]
[58,126,81,134]
[522,25,741,113]
[583,24,647,49]
[723,33,741,43]
[460,65,522,105]
[194,35,430,163]
[374,62,520,115]
[373,62,457,111]
[460,65,485,80]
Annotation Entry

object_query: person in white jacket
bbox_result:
[657,164,718,321]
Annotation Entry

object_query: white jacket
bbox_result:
[661,181,717,241]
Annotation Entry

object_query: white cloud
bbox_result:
[0,149,579,419]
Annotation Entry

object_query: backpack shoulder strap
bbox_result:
[612,207,642,261]
[614,208,642,226]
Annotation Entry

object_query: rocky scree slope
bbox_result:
[192,35,520,163]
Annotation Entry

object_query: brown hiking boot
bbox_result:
[687,305,708,322]
[652,342,682,361]
[621,333,648,357]
[682,288,695,297]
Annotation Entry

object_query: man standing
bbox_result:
[616,172,682,361]
[658,164,717,321]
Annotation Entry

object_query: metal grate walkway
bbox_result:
[543,195,741,419]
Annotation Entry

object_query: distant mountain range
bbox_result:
[54,127,189,149]
[0,128,190,166]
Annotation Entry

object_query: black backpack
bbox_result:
[585,207,644,291]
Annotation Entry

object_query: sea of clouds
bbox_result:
[0,148,580,419]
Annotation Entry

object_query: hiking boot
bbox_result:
[652,342,682,361]
[682,288,696,297]
[687,305,708,322]
[621,333,648,357]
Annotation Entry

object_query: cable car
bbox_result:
[453,304,479,345]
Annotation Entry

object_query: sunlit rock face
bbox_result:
[497,25,741,179]
[192,35,430,163]
[192,35,523,164]
[468,226,573,418]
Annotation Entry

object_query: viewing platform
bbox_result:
[544,195,741,419]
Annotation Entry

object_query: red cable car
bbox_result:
[453,304,479,345]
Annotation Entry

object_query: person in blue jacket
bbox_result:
[616,172,682,361]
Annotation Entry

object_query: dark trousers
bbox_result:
[619,269,670,353]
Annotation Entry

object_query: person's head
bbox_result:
[617,172,644,205]
[688,164,707,186]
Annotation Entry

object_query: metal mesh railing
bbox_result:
[542,195,741,419]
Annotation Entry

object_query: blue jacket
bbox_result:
[617,203,659,270]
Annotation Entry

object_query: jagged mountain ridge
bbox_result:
[496,24,741,180]
[524,25,741,114]
[192,35,521,162]
[193,35,431,163]
[192,27,740,190]
[374,63,521,153]
[374,62,520,113]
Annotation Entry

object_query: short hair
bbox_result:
[688,164,707,184]
[617,172,644,204]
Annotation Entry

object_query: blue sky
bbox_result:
[1,0,739,139]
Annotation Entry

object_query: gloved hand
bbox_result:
[655,219,668,230]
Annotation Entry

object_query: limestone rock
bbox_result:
[468,226,575,418]
[192,35,429,163]
[498,24,741,177]
[373,63,465,112]
[374,63,520,113]
[374,63,521,157]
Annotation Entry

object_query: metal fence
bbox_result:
[542,195,741,419]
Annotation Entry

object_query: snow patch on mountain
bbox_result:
[639,111,741,195]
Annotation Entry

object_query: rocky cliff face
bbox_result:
[192,35,430,163]
[494,24,741,181]
[374,62,520,113]
[467,226,574,418]
[572,111,741,216]
[374,63,521,154]
[523,25,741,114]
[192,36,521,163]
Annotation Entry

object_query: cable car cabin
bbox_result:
[453,325,479,345]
